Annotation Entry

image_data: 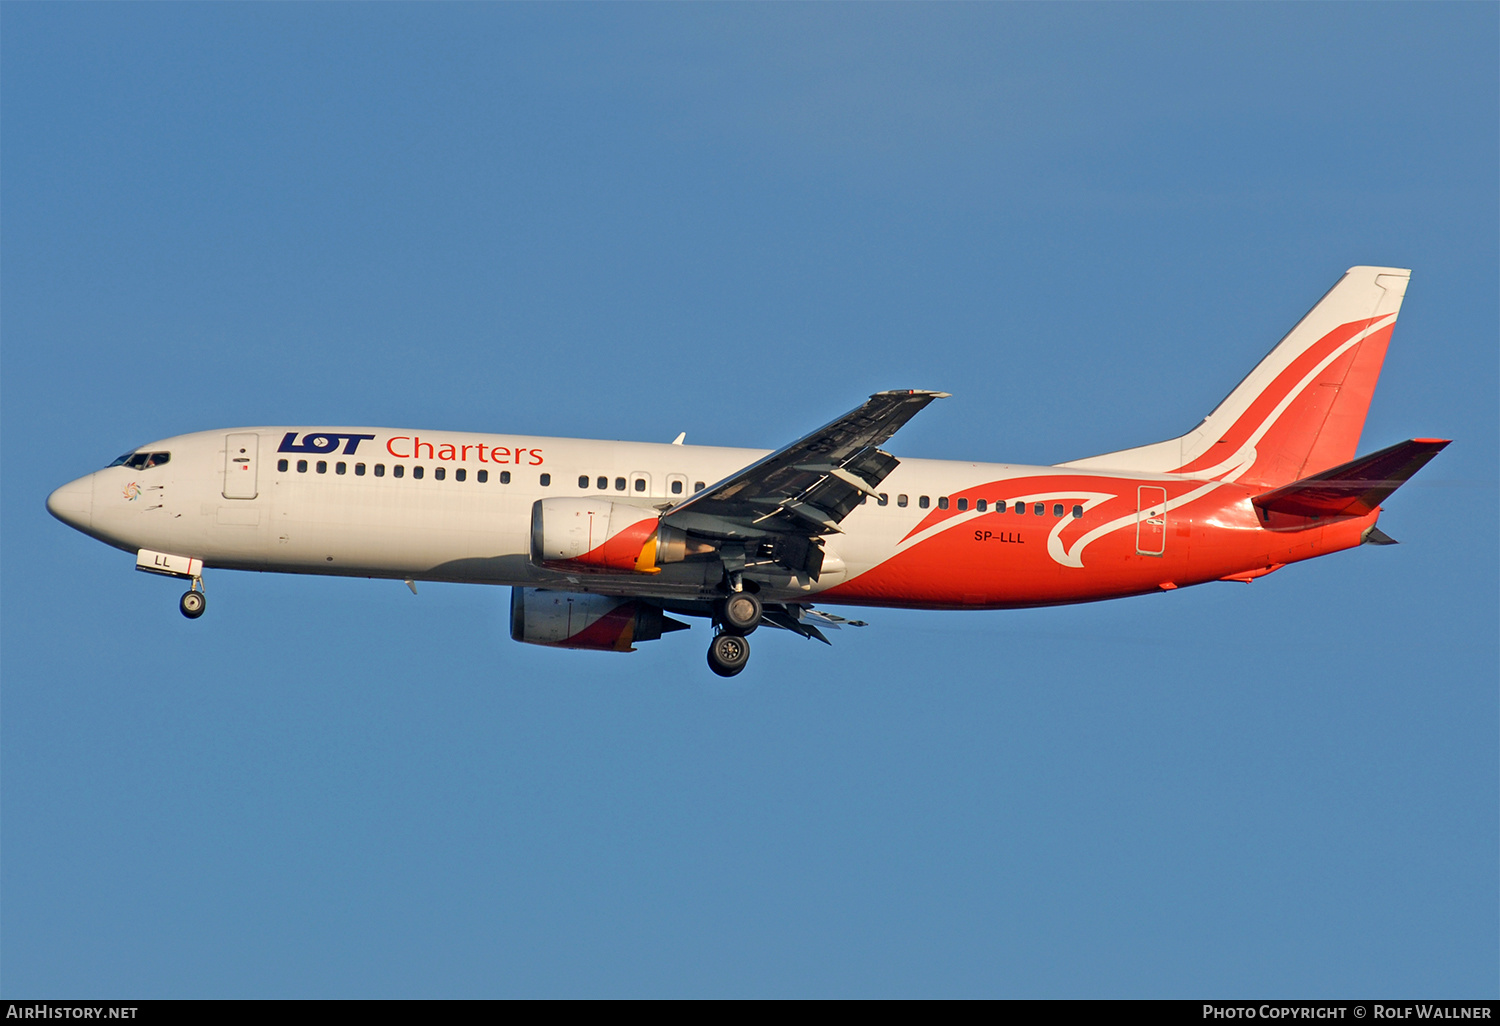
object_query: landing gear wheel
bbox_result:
[179,590,206,619]
[721,592,762,635]
[707,633,750,677]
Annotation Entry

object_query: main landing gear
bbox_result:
[179,580,206,619]
[707,590,763,677]
[721,591,762,635]
[707,632,751,677]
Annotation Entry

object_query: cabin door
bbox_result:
[1136,486,1166,556]
[223,433,259,499]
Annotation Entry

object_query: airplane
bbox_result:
[47,266,1448,676]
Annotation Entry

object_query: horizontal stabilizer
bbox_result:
[1253,438,1449,519]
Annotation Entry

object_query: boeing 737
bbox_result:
[47,267,1447,675]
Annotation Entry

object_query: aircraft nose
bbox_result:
[47,474,94,531]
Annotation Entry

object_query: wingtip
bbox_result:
[872,389,951,400]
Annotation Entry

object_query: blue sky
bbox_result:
[3,3,1495,998]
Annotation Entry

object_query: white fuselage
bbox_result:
[56,426,1105,605]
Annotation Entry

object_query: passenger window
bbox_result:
[878,493,889,506]
[477,469,488,483]
[336,462,347,475]
[394,465,405,478]
[374,464,385,477]
[578,475,589,489]
[540,473,551,487]
[976,499,986,512]
[694,482,705,492]
[355,463,366,476]
[297,460,308,473]
[1072,504,1083,518]
[671,480,683,495]
[455,468,466,482]
[1034,503,1045,516]
[996,500,1006,513]
[919,496,930,509]
[938,497,949,510]
[615,477,626,491]
[1015,501,1024,515]
[434,467,445,481]
[500,471,510,484]
[897,494,908,507]
[634,478,646,493]
[413,466,424,480]
[1053,503,1064,517]
[316,461,327,474]
[277,459,289,472]
[597,476,608,490]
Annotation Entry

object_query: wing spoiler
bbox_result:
[663,389,948,538]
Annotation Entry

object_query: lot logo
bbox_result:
[278,432,377,455]
[122,482,142,501]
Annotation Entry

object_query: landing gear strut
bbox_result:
[707,632,751,677]
[179,579,206,619]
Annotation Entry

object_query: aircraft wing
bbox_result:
[661,390,948,572]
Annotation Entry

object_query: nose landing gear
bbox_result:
[135,550,208,620]
[179,580,206,619]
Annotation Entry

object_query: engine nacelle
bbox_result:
[509,588,687,652]
[530,497,689,573]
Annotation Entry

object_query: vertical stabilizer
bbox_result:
[1061,267,1410,487]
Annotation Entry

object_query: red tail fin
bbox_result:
[1063,267,1411,487]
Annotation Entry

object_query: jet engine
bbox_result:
[509,588,688,652]
[530,497,693,573]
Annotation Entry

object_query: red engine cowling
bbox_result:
[530,498,687,573]
[509,588,687,652]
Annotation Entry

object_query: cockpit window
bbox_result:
[107,451,170,470]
